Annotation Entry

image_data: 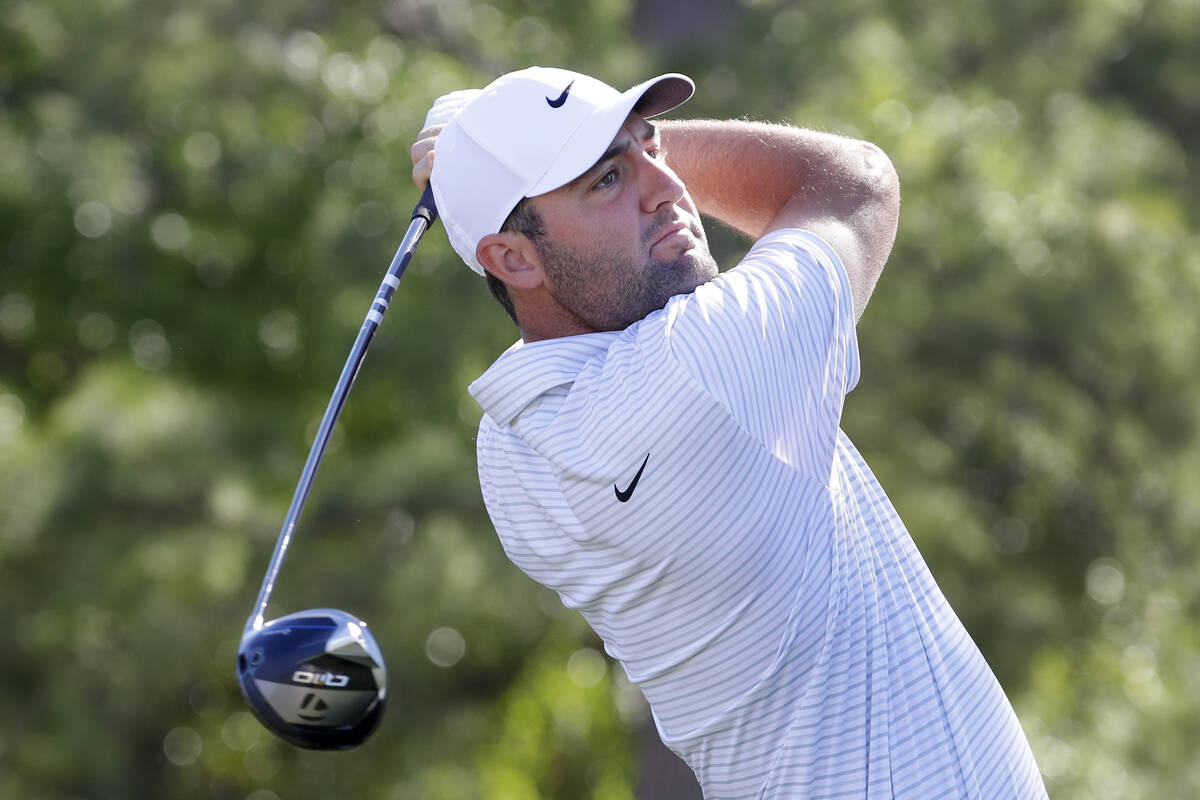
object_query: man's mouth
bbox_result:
[650,219,690,249]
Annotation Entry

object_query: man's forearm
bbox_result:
[660,119,894,238]
[659,118,900,318]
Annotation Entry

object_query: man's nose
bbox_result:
[639,154,686,213]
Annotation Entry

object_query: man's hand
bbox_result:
[410,88,481,190]
[410,124,443,190]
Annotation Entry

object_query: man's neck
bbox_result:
[514,293,597,343]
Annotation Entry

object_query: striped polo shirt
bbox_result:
[469,230,1047,799]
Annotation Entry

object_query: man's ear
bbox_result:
[476,232,544,291]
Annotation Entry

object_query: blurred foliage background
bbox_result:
[2,0,1199,797]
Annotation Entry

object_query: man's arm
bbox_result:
[659,120,900,320]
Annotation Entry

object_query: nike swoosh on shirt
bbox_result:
[546,80,574,108]
[614,453,650,502]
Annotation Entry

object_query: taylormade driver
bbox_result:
[236,186,438,750]
[237,609,386,749]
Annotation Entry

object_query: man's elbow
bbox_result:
[860,140,900,248]
[847,141,900,319]
[860,140,901,239]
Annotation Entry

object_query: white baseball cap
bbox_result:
[429,67,694,274]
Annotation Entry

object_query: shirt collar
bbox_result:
[469,331,621,425]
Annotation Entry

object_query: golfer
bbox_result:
[410,67,1047,799]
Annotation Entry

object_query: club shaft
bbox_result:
[247,187,438,632]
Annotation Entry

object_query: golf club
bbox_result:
[236,185,438,750]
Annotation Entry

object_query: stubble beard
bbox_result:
[538,224,719,332]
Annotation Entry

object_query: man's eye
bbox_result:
[595,169,617,189]
[646,146,661,159]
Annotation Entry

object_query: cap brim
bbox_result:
[631,73,694,118]
[526,73,695,197]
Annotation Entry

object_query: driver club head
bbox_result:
[237,608,387,750]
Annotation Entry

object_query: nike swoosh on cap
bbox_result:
[546,80,574,108]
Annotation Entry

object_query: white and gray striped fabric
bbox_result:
[470,230,1047,799]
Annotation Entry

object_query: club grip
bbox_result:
[412,183,438,226]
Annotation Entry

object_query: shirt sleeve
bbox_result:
[665,229,860,480]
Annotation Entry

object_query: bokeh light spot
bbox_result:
[283,30,325,84]
[220,711,261,752]
[183,131,222,169]
[426,627,466,667]
[74,201,112,238]
[78,312,116,351]
[352,200,390,238]
[163,726,202,766]
[129,319,171,371]
[151,213,191,251]
[1085,558,1125,605]
[567,647,607,688]
[0,393,26,445]
[258,309,300,360]
[0,294,35,342]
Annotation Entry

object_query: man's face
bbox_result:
[528,113,718,332]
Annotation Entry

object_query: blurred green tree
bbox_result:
[2,0,1198,797]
